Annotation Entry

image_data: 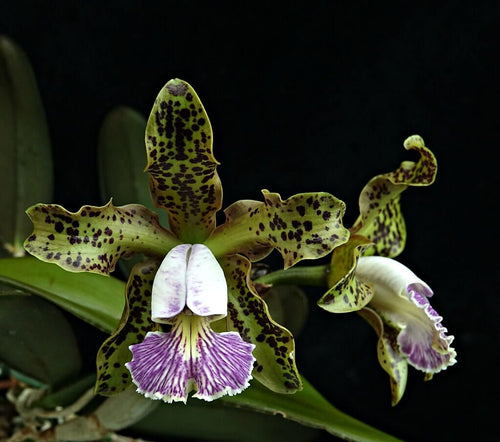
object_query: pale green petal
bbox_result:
[213,255,302,394]
[145,79,222,243]
[358,307,408,406]
[96,259,160,396]
[351,135,437,257]
[24,201,181,275]
[206,190,349,269]
[318,235,374,313]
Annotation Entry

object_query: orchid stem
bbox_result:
[254,264,329,287]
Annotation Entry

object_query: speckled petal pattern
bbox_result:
[96,258,160,396]
[206,190,349,269]
[318,235,374,313]
[24,201,181,275]
[351,135,438,257]
[145,79,222,244]
[358,307,408,406]
[126,315,255,403]
[214,254,301,394]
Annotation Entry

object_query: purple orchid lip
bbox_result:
[356,256,457,374]
[126,316,255,403]
[400,282,456,373]
[127,243,255,402]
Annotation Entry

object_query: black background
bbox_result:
[1,1,498,441]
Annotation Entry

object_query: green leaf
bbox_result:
[97,106,170,229]
[34,373,96,409]
[222,375,402,442]
[131,376,400,442]
[130,396,321,442]
[0,256,124,332]
[0,36,53,256]
[0,292,81,389]
[145,78,222,243]
[98,107,172,278]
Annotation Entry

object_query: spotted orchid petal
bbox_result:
[318,235,374,313]
[24,201,181,275]
[356,256,456,382]
[213,255,301,394]
[151,244,227,322]
[357,307,408,406]
[206,190,349,269]
[351,135,437,257]
[145,79,222,244]
[96,259,160,396]
[126,315,255,403]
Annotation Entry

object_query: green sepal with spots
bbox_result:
[318,235,374,313]
[24,201,181,275]
[206,190,349,269]
[96,259,160,396]
[351,135,437,258]
[358,307,408,406]
[145,78,222,244]
[214,255,302,394]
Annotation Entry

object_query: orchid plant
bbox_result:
[0,36,456,442]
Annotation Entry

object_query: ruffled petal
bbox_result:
[398,282,457,373]
[145,79,222,244]
[356,256,457,375]
[126,315,254,403]
[24,201,181,275]
[351,135,437,257]
[206,190,349,269]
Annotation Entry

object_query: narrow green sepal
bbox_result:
[145,78,222,243]
[96,259,160,396]
[358,307,408,406]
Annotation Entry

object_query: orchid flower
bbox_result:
[317,136,456,404]
[24,79,349,403]
[356,256,457,404]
